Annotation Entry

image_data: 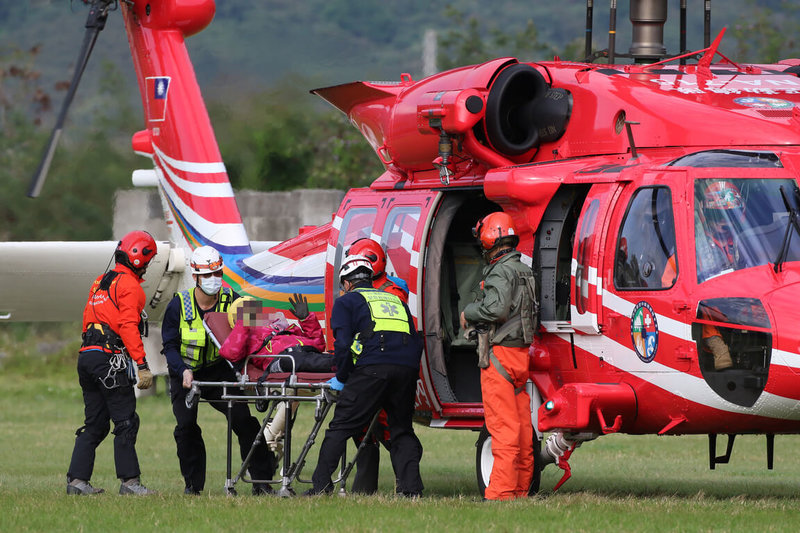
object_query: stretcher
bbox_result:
[188,311,379,496]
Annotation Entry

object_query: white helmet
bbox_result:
[339,254,374,284]
[190,245,223,275]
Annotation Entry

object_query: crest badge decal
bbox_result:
[630,301,658,363]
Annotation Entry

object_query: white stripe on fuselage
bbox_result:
[152,143,226,174]
[603,290,689,340]
[579,289,800,419]
[155,152,235,198]
[156,166,249,247]
[602,290,800,370]
[566,332,800,419]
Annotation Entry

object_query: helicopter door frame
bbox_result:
[324,187,441,409]
[571,182,625,334]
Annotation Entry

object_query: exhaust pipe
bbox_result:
[629,0,668,63]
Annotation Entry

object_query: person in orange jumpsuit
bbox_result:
[66,230,157,496]
[694,180,744,369]
[460,212,536,501]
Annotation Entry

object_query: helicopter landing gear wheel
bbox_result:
[475,425,541,498]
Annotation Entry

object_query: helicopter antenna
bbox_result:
[629,0,667,63]
[625,121,639,159]
[585,1,594,61]
[679,0,687,65]
[27,0,115,198]
[608,1,617,64]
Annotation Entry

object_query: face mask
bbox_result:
[199,275,223,295]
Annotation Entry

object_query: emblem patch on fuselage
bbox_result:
[733,97,794,110]
[630,301,658,363]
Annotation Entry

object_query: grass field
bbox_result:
[2,325,800,531]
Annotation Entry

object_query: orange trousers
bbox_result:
[481,345,534,500]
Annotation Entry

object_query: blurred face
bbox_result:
[339,278,354,295]
[237,301,267,327]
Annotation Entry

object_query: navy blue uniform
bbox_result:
[162,290,274,493]
[311,286,424,495]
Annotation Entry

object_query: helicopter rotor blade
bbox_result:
[27,0,113,198]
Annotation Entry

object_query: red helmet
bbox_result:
[116,230,157,269]
[703,180,743,211]
[346,238,386,277]
[473,212,519,251]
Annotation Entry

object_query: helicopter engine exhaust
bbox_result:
[629,0,668,62]
[313,59,573,173]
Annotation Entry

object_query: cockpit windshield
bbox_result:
[695,178,800,283]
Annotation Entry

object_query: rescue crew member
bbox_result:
[459,212,537,501]
[344,238,407,494]
[307,255,424,497]
[347,237,408,302]
[161,245,275,495]
[66,230,157,496]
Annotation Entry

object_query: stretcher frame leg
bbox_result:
[224,396,237,496]
[193,378,342,496]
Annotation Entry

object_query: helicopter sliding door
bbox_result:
[421,191,501,407]
[324,188,437,340]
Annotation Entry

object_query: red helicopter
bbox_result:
[8,0,800,496]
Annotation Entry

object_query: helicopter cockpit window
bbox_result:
[333,207,377,297]
[614,187,677,290]
[668,150,782,168]
[694,178,800,283]
[575,199,599,315]
[381,206,421,284]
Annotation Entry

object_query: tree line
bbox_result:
[2,1,799,241]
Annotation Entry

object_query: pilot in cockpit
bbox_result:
[696,180,747,282]
[694,180,744,370]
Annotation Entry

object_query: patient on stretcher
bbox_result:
[219,294,335,375]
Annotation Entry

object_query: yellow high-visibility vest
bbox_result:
[177,288,233,369]
[350,288,410,359]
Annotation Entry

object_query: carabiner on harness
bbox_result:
[100,352,131,389]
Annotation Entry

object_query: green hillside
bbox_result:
[4,1,796,102]
[1,1,799,240]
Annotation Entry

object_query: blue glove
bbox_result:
[327,376,344,391]
[387,274,409,296]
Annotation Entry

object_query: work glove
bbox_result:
[327,376,344,391]
[137,362,153,390]
[289,293,309,320]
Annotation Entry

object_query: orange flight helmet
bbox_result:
[473,212,520,251]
